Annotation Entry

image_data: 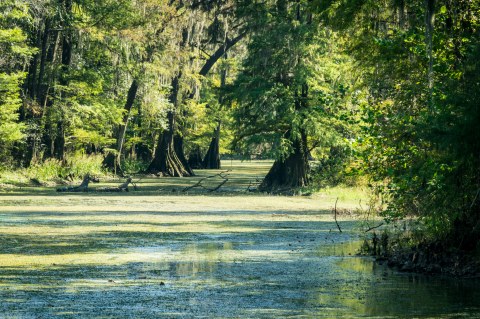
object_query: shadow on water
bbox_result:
[0,203,479,317]
[334,257,480,318]
[0,234,479,318]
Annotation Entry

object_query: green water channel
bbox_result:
[0,220,478,318]
[0,178,478,318]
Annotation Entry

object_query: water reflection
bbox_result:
[174,242,235,277]
[329,257,480,318]
[166,239,480,318]
[1,228,479,318]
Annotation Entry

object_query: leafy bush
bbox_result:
[27,154,107,181]
[121,158,149,175]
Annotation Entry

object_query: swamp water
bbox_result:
[0,167,478,318]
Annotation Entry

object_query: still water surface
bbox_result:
[0,203,478,318]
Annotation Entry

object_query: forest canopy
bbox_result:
[1,0,479,252]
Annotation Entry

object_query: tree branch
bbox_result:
[198,31,246,76]
[182,170,230,192]
[365,223,384,232]
[333,198,342,232]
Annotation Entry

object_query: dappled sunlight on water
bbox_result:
[0,184,478,317]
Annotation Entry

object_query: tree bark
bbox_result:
[174,135,194,175]
[147,29,245,176]
[198,32,246,77]
[200,50,228,170]
[146,75,193,177]
[188,145,204,169]
[259,84,310,192]
[26,26,42,101]
[425,0,435,99]
[202,122,221,169]
[146,113,192,176]
[43,0,72,161]
[259,132,310,192]
[36,19,50,105]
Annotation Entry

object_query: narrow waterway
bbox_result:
[0,193,478,318]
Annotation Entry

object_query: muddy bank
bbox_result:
[364,234,480,277]
[380,247,480,278]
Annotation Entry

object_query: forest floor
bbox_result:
[0,161,479,318]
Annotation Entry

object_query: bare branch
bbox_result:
[182,170,230,192]
[333,198,342,232]
[365,223,384,232]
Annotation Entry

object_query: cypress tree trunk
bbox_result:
[259,132,309,192]
[259,84,310,192]
[41,0,72,162]
[146,113,192,177]
[188,145,204,169]
[202,122,221,169]
[174,135,194,176]
[425,0,435,98]
[36,19,50,105]
[201,50,227,170]
[54,121,65,160]
[25,19,52,166]
[146,29,245,176]
[53,0,73,161]
[26,26,42,101]
[146,75,193,177]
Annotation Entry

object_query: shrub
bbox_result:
[26,154,107,181]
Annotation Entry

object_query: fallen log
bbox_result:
[57,176,133,193]
[57,174,95,192]
[96,177,133,192]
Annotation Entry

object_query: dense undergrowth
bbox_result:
[0,154,109,185]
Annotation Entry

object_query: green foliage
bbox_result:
[0,0,478,254]
[321,0,480,246]
[0,0,36,156]
[0,73,26,144]
[121,158,149,175]
[231,3,359,184]
[26,154,106,181]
